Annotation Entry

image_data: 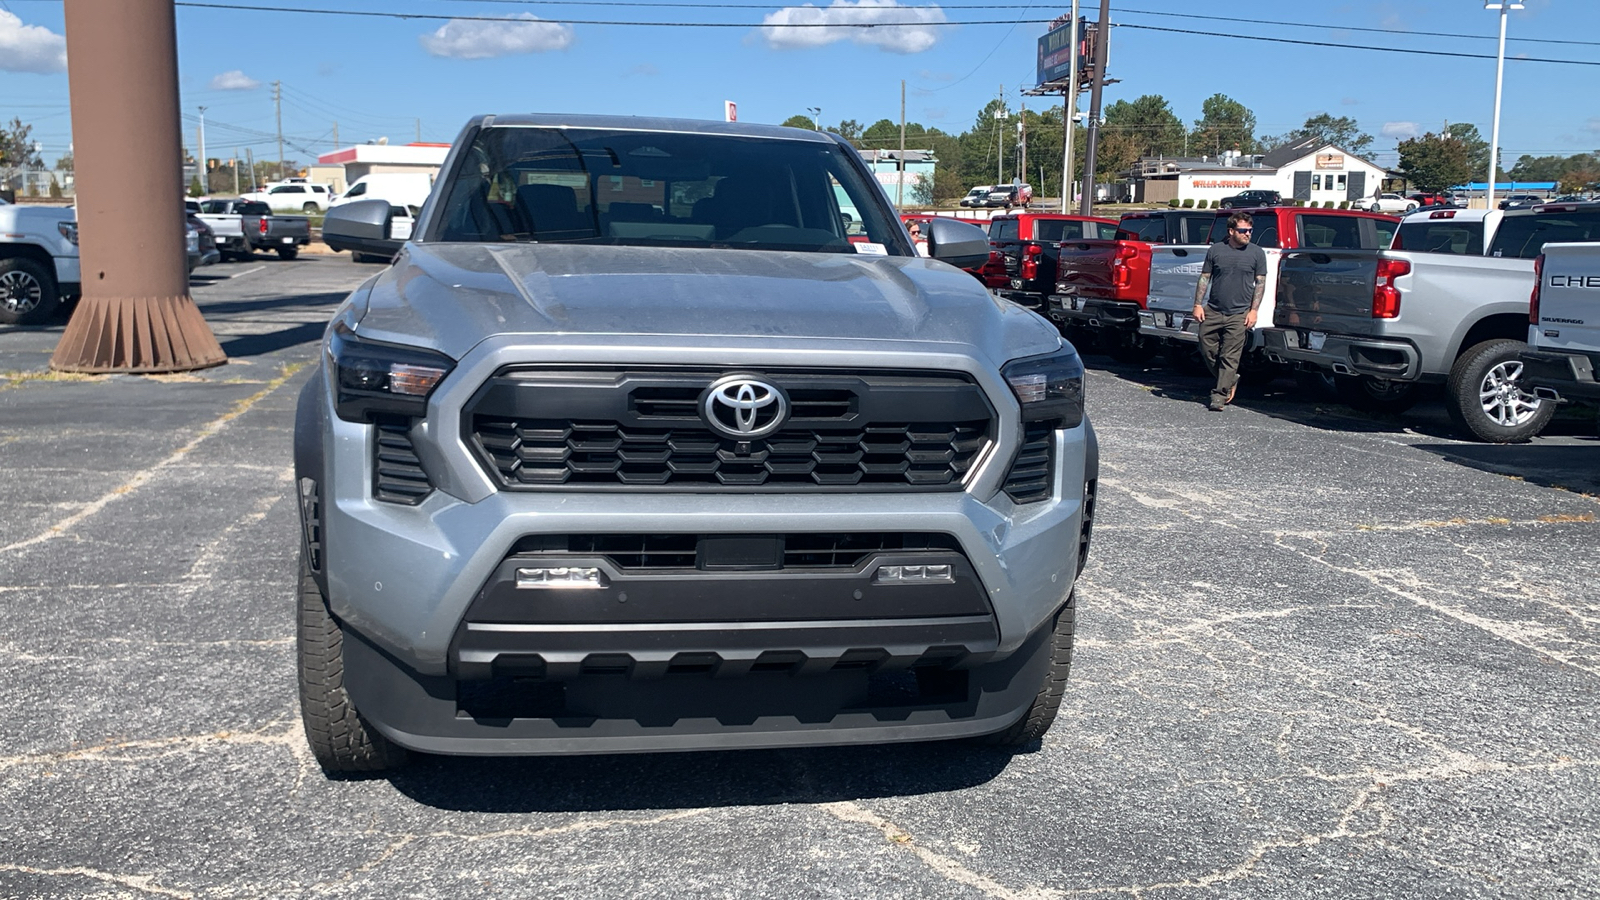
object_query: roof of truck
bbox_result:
[476,113,835,142]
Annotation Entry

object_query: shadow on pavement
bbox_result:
[218,321,327,358]
[1411,439,1600,494]
[385,741,1019,812]
[197,290,350,318]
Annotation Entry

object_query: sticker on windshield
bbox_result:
[854,242,887,255]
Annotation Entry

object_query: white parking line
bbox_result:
[230,265,267,279]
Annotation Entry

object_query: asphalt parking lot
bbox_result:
[1,255,1597,898]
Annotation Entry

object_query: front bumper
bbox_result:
[1519,349,1600,402]
[1260,327,1421,381]
[306,344,1096,753]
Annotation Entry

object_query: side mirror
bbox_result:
[322,198,402,258]
[924,217,989,270]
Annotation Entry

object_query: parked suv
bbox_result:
[299,114,1098,771]
[960,186,996,208]
[987,183,1033,209]
[1219,189,1281,209]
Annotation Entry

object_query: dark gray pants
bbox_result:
[1198,309,1249,405]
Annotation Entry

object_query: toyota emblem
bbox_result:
[702,375,788,439]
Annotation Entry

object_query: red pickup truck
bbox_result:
[902,213,1008,289]
[989,212,1119,311]
[1048,209,1220,358]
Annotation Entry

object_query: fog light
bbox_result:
[875,564,953,584]
[515,566,606,590]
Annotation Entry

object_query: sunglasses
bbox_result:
[1232,227,1253,233]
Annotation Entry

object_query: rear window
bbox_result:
[1394,221,1483,255]
[1298,215,1365,250]
[236,201,270,216]
[991,218,1019,241]
[1488,210,1600,259]
[1180,214,1219,244]
[1119,215,1166,243]
[1032,219,1112,242]
[1207,213,1283,249]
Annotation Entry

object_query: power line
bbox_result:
[165,3,1600,67]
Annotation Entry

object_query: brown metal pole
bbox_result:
[1078,0,1111,216]
[52,0,225,373]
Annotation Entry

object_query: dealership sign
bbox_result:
[1193,179,1254,189]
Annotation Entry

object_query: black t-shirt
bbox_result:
[1201,240,1268,315]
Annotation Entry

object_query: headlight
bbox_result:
[57,222,78,245]
[328,323,455,422]
[1002,346,1085,428]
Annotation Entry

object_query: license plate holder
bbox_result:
[1305,331,1327,351]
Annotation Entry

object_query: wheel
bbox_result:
[277,246,299,260]
[1108,333,1160,364]
[1404,203,1418,213]
[1445,339,1555,443]
[297,552,409,773]
[0,256,60,325]
[977,596,1076,746]
[1334,374,1419,414]
[302,202,319,214]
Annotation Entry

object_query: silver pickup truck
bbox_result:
[194,198,310,260]
[1521,240,1600,405]
[0,198,79,325]
[294,114,1098,772]
[1262,202,1600,442]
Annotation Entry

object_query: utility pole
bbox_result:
[232,149,239,194]
[1019,93,1027,187]
[1079,0,1111,215]
[197,105,206,193]
[897,79,906,209]
[333,120,339,149]
[996,84,1005,187]
[273,80,283,181]
[246,147,256,190]
[416,118,421,143]
[1061,0,1080,211]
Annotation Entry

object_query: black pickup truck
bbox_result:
[990,212,1119,310]
[195,198,311,260]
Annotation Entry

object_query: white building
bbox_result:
[1129,136,1389,206]
[309,142,450,195]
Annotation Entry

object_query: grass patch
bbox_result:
[0,369,110,390]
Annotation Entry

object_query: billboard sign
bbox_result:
[1036,20,1076,87]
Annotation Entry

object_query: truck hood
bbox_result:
[353,242,1061,366]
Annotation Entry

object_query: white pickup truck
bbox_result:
[0,198,79,326]
[1521,241,1600,405]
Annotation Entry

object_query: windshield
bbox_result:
[433,125,907,254]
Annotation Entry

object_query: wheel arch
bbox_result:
[0,242,60,280]
[1454,313,1529,361]
[294,367,330,594]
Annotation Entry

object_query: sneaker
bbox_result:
[1208,399,1225,412]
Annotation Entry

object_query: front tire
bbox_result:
[977,596,1076,746]
[302,202,319,214]
[297,553,409,773]
[0,256,60,326]
[1446,338,1555,443]
[1335,374,1419,414]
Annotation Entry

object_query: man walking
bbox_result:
[1192,211,1268,411]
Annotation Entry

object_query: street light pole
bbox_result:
[806,106,821,131]
[1484,1,1522,210]
[197,105,207,194]
[1060,0,1080,212]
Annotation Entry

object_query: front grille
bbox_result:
[373,418,432,505]
[507,532,964,570]
[467,368,995,492]
[1002,420,1055,503]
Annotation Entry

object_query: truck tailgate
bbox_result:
[1535,241,1600,354]
[1145,244,1207,314]
[1055,239,1118,298]
[1277,249,1534,338]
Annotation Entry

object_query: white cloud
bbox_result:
[762,1,947,54]
[209,70,261,91]
[0,11,66,74]
[419,13,574,59]
[1381,121,1420,140]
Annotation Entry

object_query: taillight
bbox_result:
[1429,210,1457,219]
[1372,257,1409,319]
[259,217,270,235]
[1530,254,1543,325]
[1110,242,1150,302]
[1022,244,1042,281]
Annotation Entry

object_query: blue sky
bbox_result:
[2,0,1596,171]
